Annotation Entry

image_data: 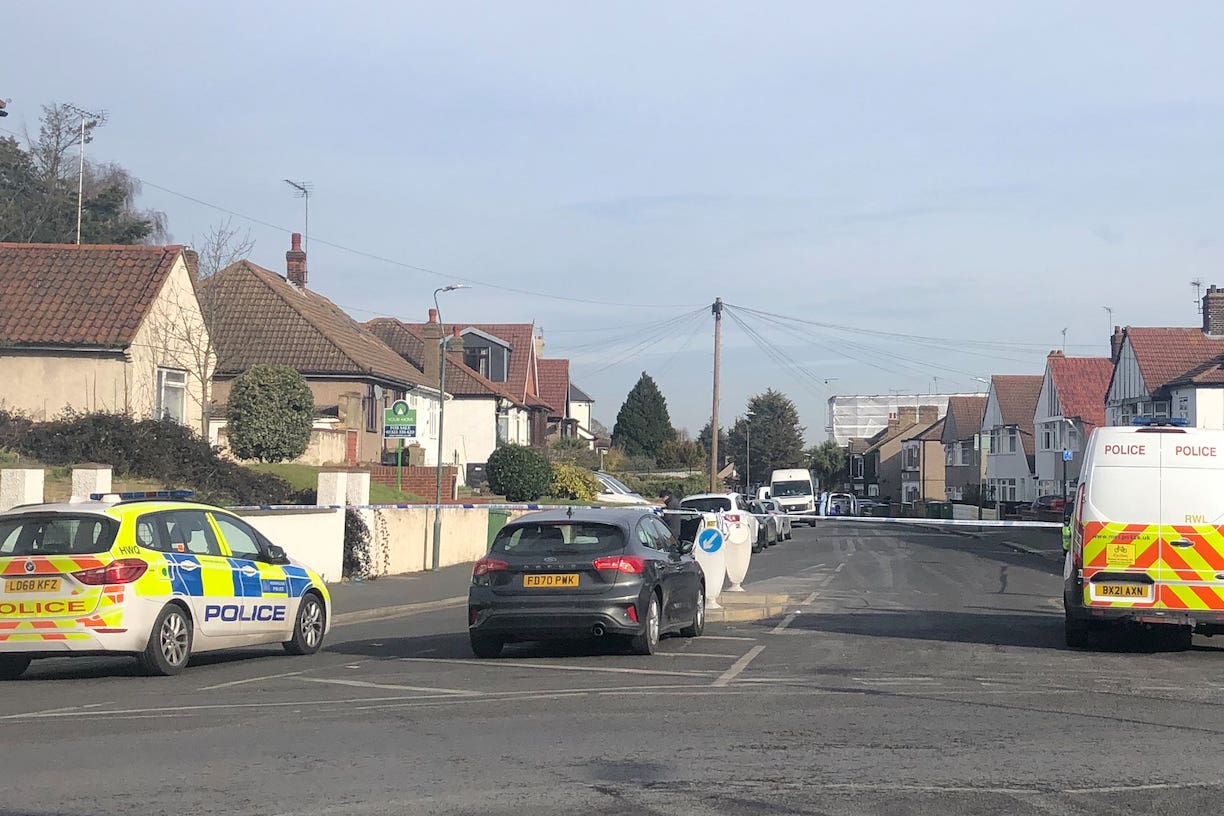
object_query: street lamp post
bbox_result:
[431,284,468,572]
[744,411,755,493]
[1057,417,1076,512]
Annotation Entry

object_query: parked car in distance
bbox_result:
[857,498,890,517]
[760,499,792,540]
[679,493,763,552]
[748,499,781,548]
[593,472,651,506]
[1031,495,1067,513]
[467,508,705,658]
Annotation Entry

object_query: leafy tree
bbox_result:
[807,439,847,492]
[612,372,675,457]
[727,389,806,487]
[226,365,314,463]
[0,104,166,244]
[657,438,705,471]
[549,461,600,501]
[545,436,601,470]
[697,420,729,471]
[487,444,553,501]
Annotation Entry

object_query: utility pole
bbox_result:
[710,298,723,492]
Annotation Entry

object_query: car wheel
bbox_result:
[680,585,705,638]
[1165,625,1193,651]
[138,604,193,676]
[283,592,327,656]
[1064,611,1092,650]
[630,592,661,655]
[470,633,504,659]
[0,655,31,681]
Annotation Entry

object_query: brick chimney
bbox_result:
[286,233,307,289]
[1110,325,1125,364]
[918,405,939,425]
[422,308,443,387]
[887,412,899,430]
[1204,286,1224,337]
[449,326,464,356]
[898,406,918,425]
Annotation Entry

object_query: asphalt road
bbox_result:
[4,521,1224,815]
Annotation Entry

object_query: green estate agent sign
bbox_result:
[383,400,418,439]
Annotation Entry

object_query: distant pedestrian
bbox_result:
[659,489,682,541]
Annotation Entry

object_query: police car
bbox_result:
[0,491,331,678]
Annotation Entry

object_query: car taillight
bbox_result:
[1072,483,1087,570]
[593,556,646,574]
[472,558,508,577]
[73,558,148,585]
[626,604,639,622]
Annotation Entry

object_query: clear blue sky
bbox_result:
[7,2,1224,440]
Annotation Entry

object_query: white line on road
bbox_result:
[699,635,758,642]
[398,656,714,678]
[771,614,798,634]
[653,651,743,659]
[835,562,845,573]
[712,645,765,687]
[198,671,304,691]
[296,676,478,696]
[802,591,820,604]
[332,596,467,626]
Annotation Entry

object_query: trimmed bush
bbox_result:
[0,409,300,506]
[227,365,314,463]
[549,461,600,502]
[620,472,709,502]
[487,444,552,502]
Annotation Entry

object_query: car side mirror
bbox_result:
[265,543,289,564]
[677,540,695,555]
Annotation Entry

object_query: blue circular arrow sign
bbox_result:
[697,527,723,554]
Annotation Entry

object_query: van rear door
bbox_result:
[1082,434,1161,606]
[1155,431,1224,612]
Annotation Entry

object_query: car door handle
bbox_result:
[176,561,200,572]
[1170,539,1194,548]
[240,565,260,576]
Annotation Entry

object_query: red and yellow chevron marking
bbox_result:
[1083,522,1159,573]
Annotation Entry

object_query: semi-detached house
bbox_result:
[981,375,1042,504]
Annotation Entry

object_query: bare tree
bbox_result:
[193,217,255,279]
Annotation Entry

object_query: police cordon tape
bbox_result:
[224,502,1061,530]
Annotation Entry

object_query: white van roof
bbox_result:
[770,469,811,480]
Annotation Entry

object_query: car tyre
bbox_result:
[138,604,193,676]
[752,528,765,553]
[283,592,327,656]
[630,593,661,655]
[0,655,31,680]
[1064,611,1093,650]
[470,633,504,659]
[680,585,705,638]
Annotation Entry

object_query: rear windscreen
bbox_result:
[492,522,625,556]
[771,481,811,498]
[681,497,733,513]
[0,515,119,556]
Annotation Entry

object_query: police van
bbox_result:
[1064,417,1224,648]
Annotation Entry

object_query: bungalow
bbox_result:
[0,242,212,433]
[200,234,436,465]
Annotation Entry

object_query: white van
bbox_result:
[1064,418,1224,648]
[769,469,817,527]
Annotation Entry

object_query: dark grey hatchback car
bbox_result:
[467,508,706,658]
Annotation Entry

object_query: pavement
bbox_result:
[7,520,1224,815]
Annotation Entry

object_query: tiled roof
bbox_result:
[1047,353,1113,429]
[1167,354,1224,387]
[991,375,1043,457]
[0,243,183,347]
[943,395,987,444]
[199,261,428,389]
[364,318,524,403]
[463,323,538,403]
[1124,327,1224,392]
[863,420,916,455]
[537,359,570,419]
[907,417,946,442]
[569,382,594,403]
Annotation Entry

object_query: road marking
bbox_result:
[712,645,765,687]
[654,651,742,659]
[296,676,478,696]
[771,614,798,634]
[332,595,467,626]
[802,591,820,604]
[700,635,757,642]
[1065,782,1219,795]
[835,562,845,573]
[5,702,107,717]
[0,694,474,721]
[198,671,304,691]
[398,656,713,678]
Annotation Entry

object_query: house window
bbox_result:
[1153,401,1170,418]
[945,445,954,466]
[365,385,378,433]
[496,410,509,443]
[1007,428,1019,453]
[464,347,490,379]
[850,456,864,479]
[156,368,187,425]
[988,429,999,454]
[1040,427,1054,451]
[1068,426,1080,451]
[959,443,974,466]
[867,484,880,497]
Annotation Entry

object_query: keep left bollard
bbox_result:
[723,515,752,592]
[692,514,727,609]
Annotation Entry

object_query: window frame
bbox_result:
[155,367,188,425]
[209,512,268,561]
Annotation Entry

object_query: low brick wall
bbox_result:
[367,465,457,499]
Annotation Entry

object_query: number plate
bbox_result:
[1094,582,1151,600]
[4,577,62,593]
[524,574,579,588]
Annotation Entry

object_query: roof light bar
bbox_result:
[1131,416,1189,427]
[89,490,194,502]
